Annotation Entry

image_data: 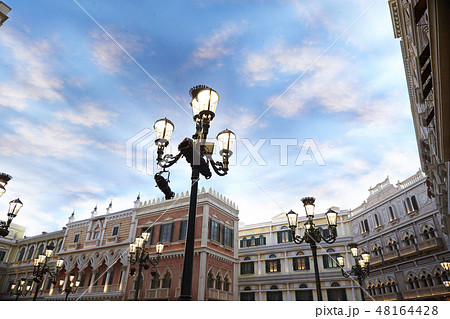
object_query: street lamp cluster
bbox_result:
[337,243,370,301]
[286,197,338,301]
[10,278,32,300]
[0,173,23,237]
[441,260,450,288]
[153,85,235,301]
[32,243,64,301]
[59,274,80,301]
[129,232,164,300]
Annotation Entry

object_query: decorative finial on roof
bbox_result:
[137,192,140,201]
[68,210,75,223]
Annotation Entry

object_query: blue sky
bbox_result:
[0,0,420,235]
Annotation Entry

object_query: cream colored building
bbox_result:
[238,209,359,301]
[349,170,450,300]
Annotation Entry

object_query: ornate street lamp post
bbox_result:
[153,85,236,301]
[10,278,31,300]
[59,274,80,301]
[129,232,164,301]
[286,197,338,301]
[336,243,370,301]
[32,243,64,301]
[0,173,23,237]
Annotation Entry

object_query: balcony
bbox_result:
[418,237,443,251]
[404,285,448,300]
[67,243,79,251]
[370,255,383,265]
[145,288,170,300]
[371,292,402,301]
[383,250,399,261]
[104,236,118,245]
[84,239,100,248]
[207,288,234,301]
[399,245,417,256]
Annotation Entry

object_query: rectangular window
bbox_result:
[240,292,255,301]
[240,262,255,275]
[210,220,220,242]
[108,270,114,285]
[0,250,6,262]
[159,223,173,243]
[224,227,233,247]
[265,259,281,273]
[267,291,283,301]
[74,233,80,243]
[79,273,86,287]
[112,225,119,236]
[93,231,100,239]
[277,230,292,243]
[179,220,187,241]
[293,257,310,271]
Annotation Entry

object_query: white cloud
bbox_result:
[0,28,65,110]
[54,103,118,127]
[90,30,144,74]
[192,21,247,65]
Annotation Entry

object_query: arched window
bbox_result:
[267,285,282,301]
[406,197,413,212]
[296,284,313,301]
[26,246,35,260]
[323,249,338,269]
[0,248,6,262]
[250,236,256,246]
[215,274,222,290]
[411,196,419,211]
[240,286,255,301]
[277,226,292,243]
[37,244,44,256]
[293,251,310,271]
[374,214,381,227]
[223,276,230,291]
[17,248,26,262]
[161,272,172,289]
[241,257,254,275]
[266,254,281,273]
[240,237,248,248]
[389,206,396,221]
[258,235,266,246]
[207,272,214,288]
[327,282,347,301]
[403,233,415,246]
[151,273,160,289]
[422,225,435,240]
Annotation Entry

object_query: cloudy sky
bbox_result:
[0,0,420,236]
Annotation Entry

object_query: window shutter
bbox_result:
[293,257,298,271]
[221,225,225,245]
[277,232,282,243]
[208,219,212,239]
[305,257,310,270]
[240,240,243,248]
[230,229,233,248]
[276,259,281,272]
[323,255,328,269]
[255,237,260,246]
[263,237,266,245]
[170,223,175,242]
[265,260,270,273]
[250,262,254,274]
[240,263,244,274]
[288,230,293,242]
[158,225,163,242]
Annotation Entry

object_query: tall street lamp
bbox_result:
[0,173,23,237]
[286,197,338,301]
[129,232,164,301]
[59,274,80,301]
[336,243,370,301]
[440,259,450,289]
[10,278,32,300]
[32,243,64,301]
[153,85,236,301]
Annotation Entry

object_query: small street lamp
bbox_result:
[129,232,164,301]
[440,259,450,288]
[32,242,64,301]
[153,85,236,301]
[59,274,80,301]
[10,278,32,300]
[0,173,23,237]
[336,243,370,301]
[286,197,338,301]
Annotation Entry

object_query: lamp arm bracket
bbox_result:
[293,234,305,244]
[208,157,227,176]
[340,268,351,278]
[157,152,182,169]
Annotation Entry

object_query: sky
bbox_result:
[0,0,420,236]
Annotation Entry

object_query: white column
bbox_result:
[201,205,210,246]
[197,251,207,300]
[103,271,111,293]
[88,271,96,293]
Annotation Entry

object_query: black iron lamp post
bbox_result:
[129,232,164,301]
[440,259,450,289]
[286,197,338,301]
[58,274,80,301]
[336,243,370,301]
[153,85,236,301]
[32,243,64,301]
[0,173,23,237]
[10,278,32,300]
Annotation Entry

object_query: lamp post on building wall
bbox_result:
[441,259,450,289]
[0,173,23,237]
[153,85,236,301]
[0,2,11,27]
[129,233,164,301]
[286,197,338,301]
[10,278,31,300]
[336,243,370,301]
[59,274,80,301]
[32,243,64,301]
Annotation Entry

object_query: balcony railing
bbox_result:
[404,285,448,299]
[145,288,170,300]
[383,250,399,261]
[418,237,443,251]
[399,245,417,256]
[84,239,99,248]
[207,288,234,301]
[104,236,118,245]
[67,243,79,250]
[370,255,383,265]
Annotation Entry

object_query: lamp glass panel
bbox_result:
[304,203,315,218]
[56,258,64,268]
[34,258,40,266]
[326,210,338,227]
[156,242,164,254]
[45,249,53,257]
[59,280,64,286]
[141,232,150,242]
[0,185,5,197]
[38,255,46,263]
[362,252,370,263]
[216,130,236,153]
[192,88,219,115]
[286,210,298,228]
[337,256,345,267]
[154,118,174,142]
[75,280,80,287]
[358,260,366,268]
[129,243,137,253]
[11,284,16,290]
[441,261,450,271]
[8,198,23,217]
[135,237,144,248]
[350,247,358,258]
